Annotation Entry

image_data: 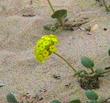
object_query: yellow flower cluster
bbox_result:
[34,34,59,63]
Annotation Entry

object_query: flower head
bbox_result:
[34,34,59,63]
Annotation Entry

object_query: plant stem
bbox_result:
[59,18,64,29]
[47,0,65,29]
[54,52,77,72]
[90,68,95,73]
[101,70,110,74]
[47,0,55,13]
[102,0,110,12]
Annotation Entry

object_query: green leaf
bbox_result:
[7,93,19,103]
[81,56,94,68]
[51,100,61,103]
[69,99,81,103]
[51,9,67,19]
[85,90,98,100]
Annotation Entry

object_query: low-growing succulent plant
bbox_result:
[44,0,91,32]
[34,34,76,72]
[76,56,110,89]
[44,0,68,32]
[7,90,110,103]
[51,90,110,103]
[34,35,110,89]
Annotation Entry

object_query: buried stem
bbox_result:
[58,18,65,29]
[54,52,77,72]
[47,0,55,13]
[47,0,65,29]
[90,68,95,73]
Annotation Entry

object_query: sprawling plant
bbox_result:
[34,34,76,72]
[6,90,110,103]
[34,35,110,89]
[51,90,110,103]
[44,0,68,32]
[44,0,90,32]
[72,52,110,89]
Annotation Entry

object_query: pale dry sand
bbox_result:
[0,0,110,103]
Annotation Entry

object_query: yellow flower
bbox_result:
[34,34,59,63]
[42,50,49,57]
[49,45,57,53]
[36,54,44,63]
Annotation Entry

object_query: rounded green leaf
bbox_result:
[7,93,18,103]
[51,100,61,103]
[85,90,98,100]
[69,99,81,103]
[51,9,67,19]
[81,56,94,68]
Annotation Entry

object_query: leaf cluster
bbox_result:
[51,90,105,103]
[75,55,110,78]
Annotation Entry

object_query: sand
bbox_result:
[0,0,110,103]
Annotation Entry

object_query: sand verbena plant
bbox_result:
[34,35,110,89]
[51,90,110,103]
[44,0,68,32]
[34,34,76,72]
